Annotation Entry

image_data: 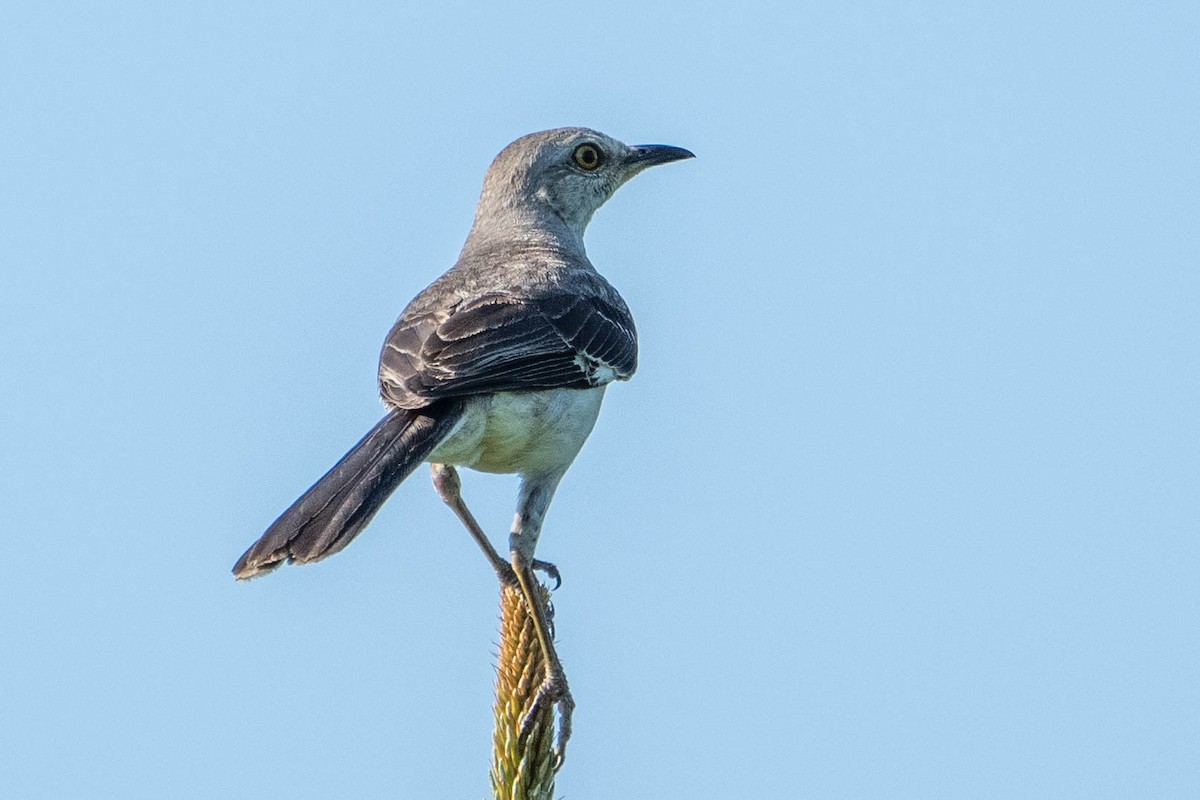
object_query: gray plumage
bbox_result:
[234,127,692,579]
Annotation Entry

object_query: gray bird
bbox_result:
[233,127,693,757]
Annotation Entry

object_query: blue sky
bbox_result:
[2,2,1197,798]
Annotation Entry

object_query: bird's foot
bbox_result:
[520,667,574,766]
[495,558,561,591]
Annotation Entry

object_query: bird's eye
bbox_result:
[572,143,603,171]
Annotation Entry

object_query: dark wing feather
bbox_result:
[380,292,636,407]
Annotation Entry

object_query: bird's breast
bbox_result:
[427,387,607,476]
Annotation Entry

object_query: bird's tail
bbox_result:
[233,400,464,580]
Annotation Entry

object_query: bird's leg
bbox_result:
[511,547,573,764]
[509,474,573,762]
[430,463,510,580]
[430,464,561,588]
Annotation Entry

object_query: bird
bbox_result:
[232,127,693,758]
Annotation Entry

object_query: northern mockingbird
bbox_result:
[233,127,693,758]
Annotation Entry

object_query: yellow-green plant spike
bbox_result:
[490,582,558,800]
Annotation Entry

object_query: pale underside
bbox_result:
[427,386,606,476]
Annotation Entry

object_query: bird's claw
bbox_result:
[532,558,562,590]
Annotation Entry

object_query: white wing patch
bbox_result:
[573,353,619,386]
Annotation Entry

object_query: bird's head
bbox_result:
[472,127,694,241]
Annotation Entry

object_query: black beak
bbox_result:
[624,144,696,168]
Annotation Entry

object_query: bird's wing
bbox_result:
[379,291,637,407]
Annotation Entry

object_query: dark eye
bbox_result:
[572,143,603,171]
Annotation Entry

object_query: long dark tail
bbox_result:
[233,400,464,580]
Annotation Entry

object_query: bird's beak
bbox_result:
[624,144,696,168]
